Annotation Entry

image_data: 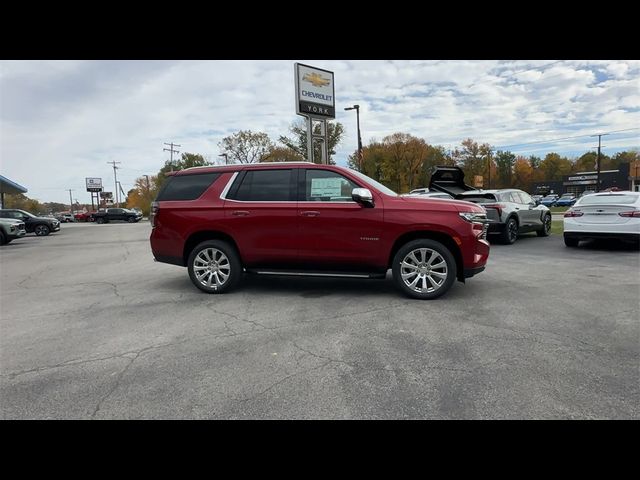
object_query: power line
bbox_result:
[163,142,181,172]
[494,127,639,150]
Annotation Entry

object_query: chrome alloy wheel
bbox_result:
[193,248,231,288]
[400,248,448,293]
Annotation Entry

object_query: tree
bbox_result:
[452,138,494,187]
[574,151,599,172]
[3,193,43,213]
[125,175,159,216]
[605,150,639,170]
[540,152,572,180]
[494,150,516,188]
[512,157,534,191]
[278,120,344,164]
[218,130,274,164]
[261,145,304,163]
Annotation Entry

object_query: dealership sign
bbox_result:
[568,175,597,181]
[295,63,335,118]
[86,177,103,192]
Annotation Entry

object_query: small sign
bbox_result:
[86,177,103,192]
[310,178,343,198]
[474,175,484,188]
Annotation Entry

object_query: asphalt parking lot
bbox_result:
[1,222,638,419]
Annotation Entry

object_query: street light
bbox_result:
[219,153,229,165]
[344,105,363,170]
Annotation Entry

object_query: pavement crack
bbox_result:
[90,352,139,419]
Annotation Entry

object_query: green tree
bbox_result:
[3,193,43,213]
[278,120,344,164]
[218,130,274,164]
[261,145,304,162]
[494,150,516,188]
[606,150,639,170]
[540,152,572,180]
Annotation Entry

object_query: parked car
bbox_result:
[428,166,552,244]
[532,195,543,204]
[554,193,577,207]
[0,218,26,245]
[150,162,490,299]
[563,191,640,246]
[92,208,142,224]
[0,209,60,236]
[74,211,94,222]
[540,194,560,207]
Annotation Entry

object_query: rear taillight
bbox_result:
[564,210,584,217]
[618,210,640,218]
[150,201,159,227]
[483,203,505,215]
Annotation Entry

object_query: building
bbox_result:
[531,162,632,196]
[0,175,28,208]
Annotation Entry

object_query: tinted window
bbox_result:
[305,169,358,202]
[229,169,293,202]
[579,194,637,205]
[156,173,221,201]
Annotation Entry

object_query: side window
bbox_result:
[518,191,532,204]
[505,192,520,204]
[304,169,358,202]
[156,173,221,201]
[229,169,294,202]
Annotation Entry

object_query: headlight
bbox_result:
[459,212,487,223]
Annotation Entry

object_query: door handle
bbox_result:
[300,211,320,217]
[232,210,250,216]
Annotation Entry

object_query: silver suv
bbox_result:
[428,166,552,244]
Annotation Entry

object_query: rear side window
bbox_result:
[459,194,497,204]
[228,169,294,202]
[156,173,221,201]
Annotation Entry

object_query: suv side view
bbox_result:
[150,162,490,299]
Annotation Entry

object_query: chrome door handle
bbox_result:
[300,211,320,217]
[232,210,250,216]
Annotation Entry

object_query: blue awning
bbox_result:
[0,175,28,195]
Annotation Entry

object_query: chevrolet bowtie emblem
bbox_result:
[302,72,330,87]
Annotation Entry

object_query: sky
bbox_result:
[1,60,639,205]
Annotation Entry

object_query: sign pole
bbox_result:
[306,116,314,163]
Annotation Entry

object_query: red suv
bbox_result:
[150,162,490,299]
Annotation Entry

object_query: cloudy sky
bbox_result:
[1,60,639,204]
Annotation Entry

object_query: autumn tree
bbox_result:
[218,130,274,164]
[3,193,44,213]
[512,156,534,191]
[540,152,572,180]
[494,150,516,188]
[453,138,494,187]
[125,175,159,216]
[260,145,304,163]
[278,120,344,164]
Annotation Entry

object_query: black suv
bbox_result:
[0,209,61,236]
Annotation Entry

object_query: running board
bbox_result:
[245,269,387,279]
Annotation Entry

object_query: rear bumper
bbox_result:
[564,231,640,242]
[154,254,185,267]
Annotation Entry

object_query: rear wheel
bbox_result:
[564,235,579,247]
[187,240,242,294]
[127,217,136,223]
[499,217,518,244]
[96,217,105,224]
[0,231,6,245]
[34,224,50,236]
[537,214,552,237]
[392,239,456,300]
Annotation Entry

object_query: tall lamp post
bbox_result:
[344,105,363,170]
[219,153,229,165]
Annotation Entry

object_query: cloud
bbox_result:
[0,60,638,204]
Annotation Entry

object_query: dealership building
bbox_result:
[531,162,638,196]
[0,175,28,209]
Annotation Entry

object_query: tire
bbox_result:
[96,217,105,224]
[564,235,579,247]
[499,217,519,244]
[537,214,552,237]
[187,240,242,294]
[127,217,136,223]
[392,239,456,300]
[34,224,50,236]
[0,231,6,246]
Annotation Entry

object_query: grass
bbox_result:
[549,206,569,213]
[550,220,564,235]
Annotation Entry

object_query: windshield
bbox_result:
[579,194,637,205]
[348,170,398,196]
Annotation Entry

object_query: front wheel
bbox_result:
[0,231,6,245]
[537,214,552,237]
[187,240,242,294]
[392,239,456,300]
[34,224,50,236]
[127,217,136,223]
[96,217,105,224]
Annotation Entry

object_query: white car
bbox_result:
[563,191,640,247]
[406,188,454,200]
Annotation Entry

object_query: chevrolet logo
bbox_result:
[302,72,330,87]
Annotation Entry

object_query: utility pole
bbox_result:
[219,153,229,165]
[164,142,181,172]
[107,160,121,207]
[143,174,151,194]
[67,189,74,215]
[591,133,609,192]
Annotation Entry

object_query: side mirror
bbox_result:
[352,188,374,207]
[532,200,540,207]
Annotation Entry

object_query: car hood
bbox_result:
[31,216,58,222]
[399,195,485,213]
